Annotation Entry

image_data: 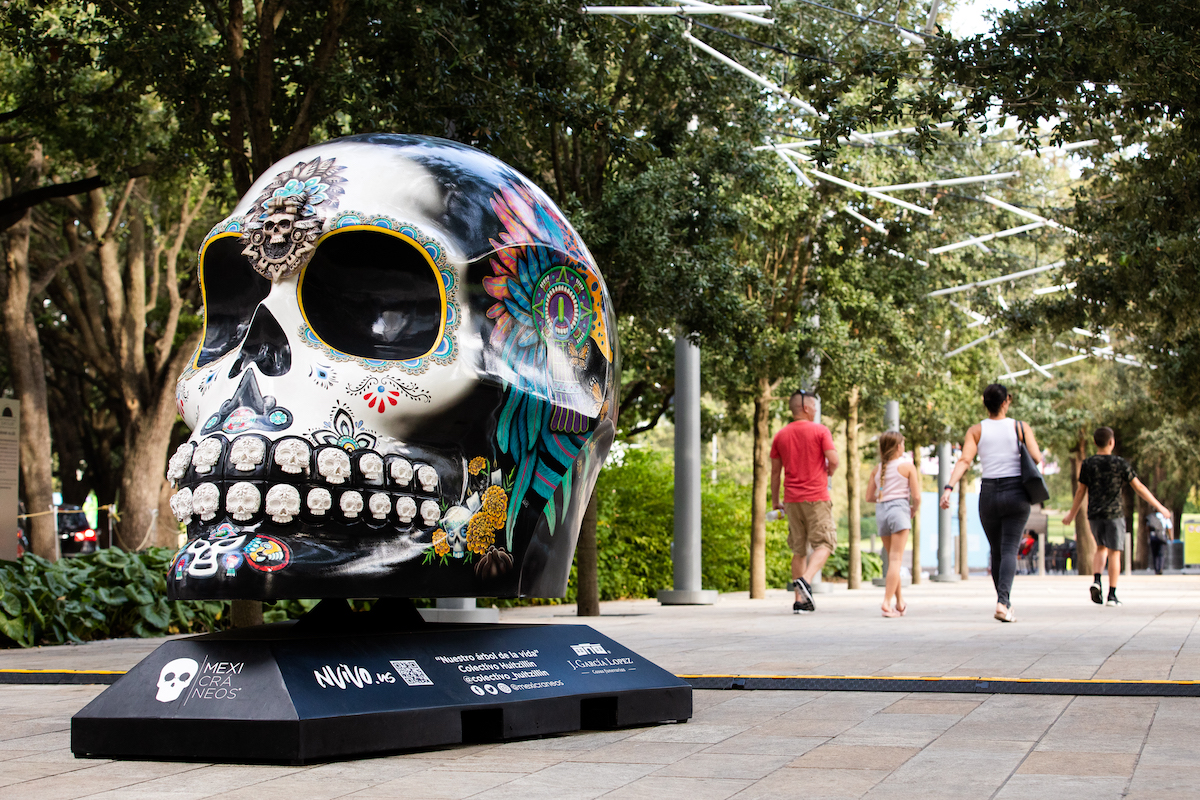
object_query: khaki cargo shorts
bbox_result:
[784,501,837,554]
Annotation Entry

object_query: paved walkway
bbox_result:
[2,574,1199,798]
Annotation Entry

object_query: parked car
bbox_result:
[57,505,98,556]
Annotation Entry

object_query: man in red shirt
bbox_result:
[771,391,839,613]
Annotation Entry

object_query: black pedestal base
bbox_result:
[71,605,691,764]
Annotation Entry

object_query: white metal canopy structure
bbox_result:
[581,2,1134,381]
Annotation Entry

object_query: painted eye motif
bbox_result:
[533,265,595,348]
[196,235,271,367]
[299,229,444,360]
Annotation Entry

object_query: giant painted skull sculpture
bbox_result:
[167,135,617,600]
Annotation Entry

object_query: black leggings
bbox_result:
[978,477,1031,608]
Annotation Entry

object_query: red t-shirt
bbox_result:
[770,420,835,502]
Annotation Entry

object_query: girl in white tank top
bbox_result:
[867,431,920,618]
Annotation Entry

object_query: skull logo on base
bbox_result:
[168,135,616,601]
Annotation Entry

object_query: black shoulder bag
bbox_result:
[1015,420,1050,504]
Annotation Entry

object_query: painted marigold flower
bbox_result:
[483,485,508,514]
[469,456,488,475]
[432,531,450,557]
[466,514,495,555]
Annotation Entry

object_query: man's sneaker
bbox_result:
[1107,593,1122,606]
[1091,580,1103,605]
[793,577,816,612]
[792,601,812,614]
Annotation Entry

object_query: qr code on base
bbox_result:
[390,659,434,686]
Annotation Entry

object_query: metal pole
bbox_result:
[1037,527,1046,575]
[932,441,960,581]
[659,332,716,605]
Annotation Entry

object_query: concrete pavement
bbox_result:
[2,574,1199,798]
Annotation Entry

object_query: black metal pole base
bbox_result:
[71,600,691,765]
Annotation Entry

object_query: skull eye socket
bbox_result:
[299,227,445,361]
[197,234,271,367]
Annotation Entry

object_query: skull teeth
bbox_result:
[225,482,261,522]
[265,484,301,524]
[420,499,441,527]
[359,453,384,482]
[167,443,194,485]
[307,487,332,515]
[416,465,439,492]
[395,495,417,524]
[274,439,311,474]
[171,437,444,496]
[192,439,222,474]
[169,487,193,522]
[390,458,413,486]
[229,436,267,471]
[191,483,220,521]
[340,490,364,518]
[317,448,352,484]
[169,437,457,530]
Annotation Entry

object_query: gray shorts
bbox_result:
[877,499,912,537]
[1090,517,1126,551]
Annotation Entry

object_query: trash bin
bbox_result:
[1169,539,1184,570]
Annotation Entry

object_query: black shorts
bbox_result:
[1089,517,1126,551]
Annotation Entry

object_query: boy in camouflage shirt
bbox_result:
[1063,427,1173,606]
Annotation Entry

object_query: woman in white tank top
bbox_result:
[940,384,1043,623]
[867,431,921,618]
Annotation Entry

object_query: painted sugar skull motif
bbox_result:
[168,135,617,601]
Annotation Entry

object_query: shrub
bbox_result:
[822,545,883,581]
[574,448,795,600]
[0,548,232,648]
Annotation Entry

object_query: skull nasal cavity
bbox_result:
[228,307,292,379]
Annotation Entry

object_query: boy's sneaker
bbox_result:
[1090,580,1103,605]
[793,577,816,612]
[1107,592,1122,607]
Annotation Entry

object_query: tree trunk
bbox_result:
[846,385,861,589]
[2,149,57,560]
[576,484,600,616]
[909,436,921,584]
[958,476,969,579]
[231,600,263,628]
[113,338,199,551]
[1071,428,1094,575]
[749,375,771,599]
